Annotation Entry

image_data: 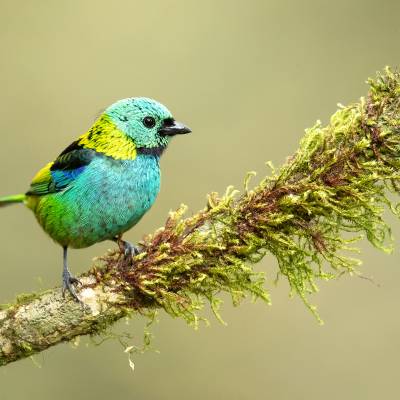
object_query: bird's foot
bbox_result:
[122,241,141,258]
[62,268,82,303]
[115,239,141,266]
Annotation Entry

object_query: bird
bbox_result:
[0,97,191,302]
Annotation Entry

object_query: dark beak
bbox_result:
[158,121,191,136]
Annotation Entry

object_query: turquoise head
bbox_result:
[105,97,191,151]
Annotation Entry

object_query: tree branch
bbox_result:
[2,67,400,367]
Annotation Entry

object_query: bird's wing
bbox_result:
[27,141,96,196]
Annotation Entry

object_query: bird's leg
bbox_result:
[62,246,82,302]
[113,236,141,262]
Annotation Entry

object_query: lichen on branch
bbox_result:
[1,67,400,367]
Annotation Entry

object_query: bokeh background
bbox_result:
[1,0,400,399]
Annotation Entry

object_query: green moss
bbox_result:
[101,67,400,325]
[0,303,11,310]
[15,292,43,305]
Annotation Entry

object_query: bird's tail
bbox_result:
[0,194,26,208]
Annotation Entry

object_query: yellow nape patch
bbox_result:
[78,114,137,160]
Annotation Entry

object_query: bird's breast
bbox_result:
[88,155,161,216]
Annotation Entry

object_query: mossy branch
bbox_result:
[1,67,400,367]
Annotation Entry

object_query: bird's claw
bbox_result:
[69,276,82,286]
[115,239,141,267]
[62,269,82,303]
[123,242,141,258]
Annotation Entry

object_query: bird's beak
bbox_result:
[158,121,192,136]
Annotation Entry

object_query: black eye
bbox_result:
[143,116,156,128]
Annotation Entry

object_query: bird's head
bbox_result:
[105,97,191,153]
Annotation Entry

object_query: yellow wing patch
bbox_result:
[25,161,54,209]
[78,114,137,160]
[31,162,54,187]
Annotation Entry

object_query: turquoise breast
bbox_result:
[34,155,161,248]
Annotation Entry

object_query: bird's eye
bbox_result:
[143,116,156,129]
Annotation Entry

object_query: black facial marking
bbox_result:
[163,118,175,127]
[137,146,166,157]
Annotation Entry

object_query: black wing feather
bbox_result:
[27,141,97,196]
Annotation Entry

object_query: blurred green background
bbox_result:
[1,0,400,399]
